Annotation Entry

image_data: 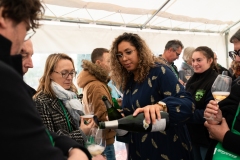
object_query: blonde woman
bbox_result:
[110,32,194,160]
[178,47,195,84]
[34,53,95,146]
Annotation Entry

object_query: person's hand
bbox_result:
[117,98,122,106]
[92,154,106,160]
[133,104,161,124]
[204,118,230,142]
[204,100,222,124]
[80,117,95,135]
[68,148,89,160]
[178,79,185,86]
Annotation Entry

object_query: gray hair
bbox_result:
[182,47,195,62]
[164,39,184,51]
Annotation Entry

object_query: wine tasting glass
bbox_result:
[204,74,232,120]
[86,128,106,157]
[82,103,94,124]
[185,69,192,81]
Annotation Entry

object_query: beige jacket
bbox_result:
[77,60,116,145]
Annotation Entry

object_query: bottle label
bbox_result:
[105,120,118,129]
[151,119,166,132]
[143,119,149,130]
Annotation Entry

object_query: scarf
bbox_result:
[51,81,83,127]
[186,68,218,146]
[186,68,218,109]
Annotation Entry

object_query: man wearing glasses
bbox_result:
[159,39,184,79]
[204,28,240,159]
[0,0,92,159]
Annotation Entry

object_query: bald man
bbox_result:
[21,39,34,75]
[213,53,231,76]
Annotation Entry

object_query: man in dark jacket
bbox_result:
[0,1,92,159]
[204,28,240,159]
[159,39,184,79]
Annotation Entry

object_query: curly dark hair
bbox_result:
[0,0,44,30]
[110,32,162,91]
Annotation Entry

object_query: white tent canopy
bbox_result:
[32,0,240,68]
[42,0,240,33]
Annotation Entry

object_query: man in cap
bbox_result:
[204,28,240,159]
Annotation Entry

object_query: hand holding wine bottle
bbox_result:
[133,104,164,124]
[99,111,169,133]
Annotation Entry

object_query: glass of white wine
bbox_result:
[86,128,106,157]
[82,103,94,124]
[185,69,192,81]
[204,74,232,120]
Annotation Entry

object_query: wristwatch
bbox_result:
[157,101,167,112]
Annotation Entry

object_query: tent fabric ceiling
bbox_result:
[42,0,240,33]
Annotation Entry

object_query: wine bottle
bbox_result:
[102,95,128,136]
[99,111,169,133]
[102,95,122,120]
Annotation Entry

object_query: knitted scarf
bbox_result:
[51,81,83,127]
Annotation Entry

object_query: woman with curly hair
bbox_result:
[110,32,194,160]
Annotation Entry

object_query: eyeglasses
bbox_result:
[116,49,135,59]
[229,49,240,60]
[53,70,77,78]
[175,51,181,57]
[24,29,36,41]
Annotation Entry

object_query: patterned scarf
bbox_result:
[51,81,83,127]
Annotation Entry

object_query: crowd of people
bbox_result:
[2,0,240,160]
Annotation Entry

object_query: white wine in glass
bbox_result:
[204,74,232,120]
[212,91,230,102]
[86,128,106,157]
[185,69,192,80]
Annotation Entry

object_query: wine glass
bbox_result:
[86,128,106,157]
[82,103,94,123]
[204,74,232,120]
[185,69,192,81]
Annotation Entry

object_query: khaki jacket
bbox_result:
[77,60,116,145]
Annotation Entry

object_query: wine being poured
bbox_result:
[99,111,169,133]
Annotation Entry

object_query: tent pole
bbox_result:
[222,19,240,34]
[140,0,170,30]
[224,31,230,68]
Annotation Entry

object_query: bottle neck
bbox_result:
[104,100,112,109]
[99,120,118,129]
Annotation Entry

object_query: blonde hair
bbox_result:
[110,32,162,91]
[34,53,77,99]
[182,47,195,62]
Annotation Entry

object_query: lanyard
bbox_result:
[45,129,55,146]
[213,104,240,160]
[58,99,73,132]
[170,65,179,79]
[231,104,240,134]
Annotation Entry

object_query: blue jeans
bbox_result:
[192,144,208,160]
[103,144,116,160]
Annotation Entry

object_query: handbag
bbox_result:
[213,104,240,160]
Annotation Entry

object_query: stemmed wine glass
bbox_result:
[204,74,232,120]
[82,103,94,123]
[185,69,192,81]
[86,128,106,157]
